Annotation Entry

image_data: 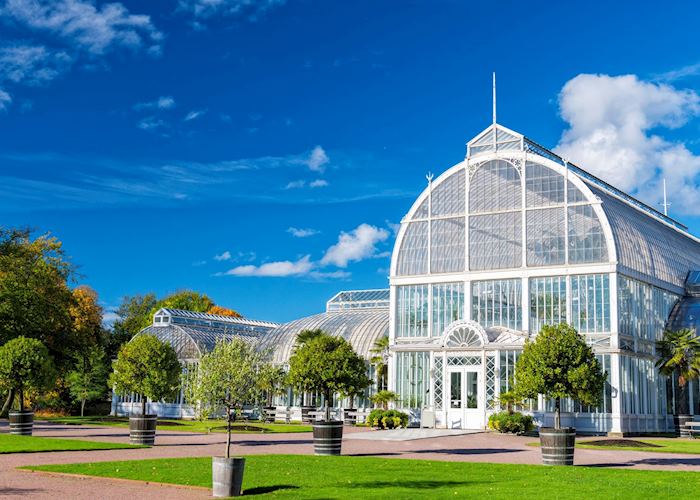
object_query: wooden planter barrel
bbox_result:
[539,427,576,465]
[301,406,315,424]
[9,411,34,435]
[263,406,276,423]
[212,456,245,497]
[129,414,157,445]
[312,421,343,456]
[674,415,693,437]
[343,409,356,426]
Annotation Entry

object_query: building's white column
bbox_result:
[522,276,529,334]
[609,352,623,435]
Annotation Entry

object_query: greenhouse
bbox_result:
[388,122,700,434]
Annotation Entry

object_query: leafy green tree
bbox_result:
[156,290,215,313]
[0,228,75,365]
[0,337,56,412]
[656,328,700,415]
[109,334,181,416]
[257,364,287,407]
[287,332,371,420]
[186,338,265,458]
[370,335,389,390]
[66,345,108,416]
[370,390,398,410]
[515,323,606,429]
[108,294,158,356]
[294,329,324,348]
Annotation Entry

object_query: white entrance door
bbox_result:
[447,367,482,429]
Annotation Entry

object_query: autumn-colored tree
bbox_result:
[69,286,104,348]
[207,305,242,318]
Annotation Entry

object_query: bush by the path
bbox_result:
[367,409,409,429]
[488,411,533,435]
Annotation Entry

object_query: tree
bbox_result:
[109,334,181,416]
[0,337,56,412]
[656,328,700,415]
[207,305,242,318]
[0,228,75,366]
[66,345,108,416]
[370,390,398,410]
[109,293,158,355]
[257,364,287,407]
[287,332,371,421]
[186,339,265,458]
[370,335,389,390]
[515,323,606,429]
[69,286,104,348]
[294,329,324,348]
[156,290,215,313]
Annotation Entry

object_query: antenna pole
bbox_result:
[492,72,497,125]
[662,178,670,216]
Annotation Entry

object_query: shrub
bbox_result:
[367,409,409,429]
[488,411,533,435]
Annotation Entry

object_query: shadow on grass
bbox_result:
[244,485,300,495]
[348,480,477,489]
[413,448,523,456]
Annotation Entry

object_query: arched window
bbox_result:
[444,322,486,348]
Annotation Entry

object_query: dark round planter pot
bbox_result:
[313,420,343,456]
[674,414,694,437]
[9,411,34,436]
[263,406,276,423]
[212,456,245,497]
[301,406,315,424]
[129,414,157,445]
[539,427,575,466]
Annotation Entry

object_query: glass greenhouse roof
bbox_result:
[687,271,700,296]
[326,289,390,312]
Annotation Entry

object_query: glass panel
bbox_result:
[568,205,608,264]
[567,180,587,203]
[450,372,462,409]
[431,169,465,216]
[529,276,567,333]
[526,161,564,207]
[430,217,465,273]
[469,212,522,270]
[395,351,429,408]
[396,285,429,337]
[472,279,522,330]
[469,159,521,213]
[432,282,464,337]
[397,222,428,275]
[526,208,565,266]
[466,371,478,409]
[571,274,610,333]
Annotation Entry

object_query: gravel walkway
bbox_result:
[1,421,700,499]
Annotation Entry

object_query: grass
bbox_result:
[45,416,311,434]
[0,434,142,454]
[23,454,700,498]
[528,437,700,455]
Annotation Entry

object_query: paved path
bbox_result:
[2,421,700,499]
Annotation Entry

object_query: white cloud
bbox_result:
[2,0,163,56]
[214,250,231,261]
[309,179,328,188]
[134,95,175,111]
[285,179,306,189]
[0,89,11,111]
[222,255,313,277]
[177,0,285,21]
[184,109,206,121]
[306,145,329,172]
[137,116,166,131]
[0,44,73,86]
[554,74,700,215]
[655,62,700,83]
[321,223,389,268]
[287,227,319,238]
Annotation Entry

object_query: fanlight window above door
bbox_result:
[443,321,485,348]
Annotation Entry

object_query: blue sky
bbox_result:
[2,0,700,323]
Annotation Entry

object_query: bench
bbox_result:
[263,407,293,424]
[682,421,700,438]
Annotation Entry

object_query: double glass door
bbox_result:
[447,367,482,429]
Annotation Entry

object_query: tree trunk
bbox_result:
[141,396,146,417]
[677,380,690,415]
[325,390,332,421]
[0,389,15,418]
[19,388,24,412]
[349,394,355,410]
[554,398,561,430]
[226,407,232,459]
[81,399,86,417]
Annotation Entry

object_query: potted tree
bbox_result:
[0,337,56,435]
[287,332,371,455]
[293,329,324,423]
[656,328,700,436]
[370,335,389,391]
[109,334,181,445]
[515,324,606,466]
[186,338,264,498]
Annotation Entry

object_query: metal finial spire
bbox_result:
[426,172,434,184]
[661,178,671,216]
[492,72,497,125]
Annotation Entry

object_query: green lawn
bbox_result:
[45,416,311,434]
[528,438,700,455]
[0,434,142,454]
[23,455,700,498]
